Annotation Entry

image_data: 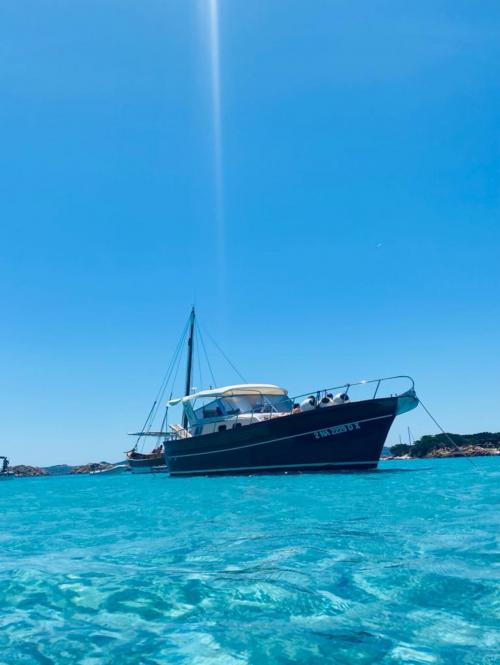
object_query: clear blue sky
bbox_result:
[1,1,499,466]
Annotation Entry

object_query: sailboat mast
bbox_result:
[182,307,195,429]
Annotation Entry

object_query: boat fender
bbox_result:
[332,392,349,405]
[319,394,334,408]
[300,396,316,412]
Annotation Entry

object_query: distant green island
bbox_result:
[388,432,500,459]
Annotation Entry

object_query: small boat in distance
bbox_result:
[0,456,15,480]
[126,446,166,474]
[129,308,419,476]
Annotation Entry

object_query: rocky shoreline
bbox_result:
[9,462,128,477]
[388,432,500,460]
[385,446,500,460]
[71,463,121,474]
[10,465,48,477]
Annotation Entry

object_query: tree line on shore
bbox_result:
[390,432,500,458]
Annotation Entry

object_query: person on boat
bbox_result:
[292,403,301,414]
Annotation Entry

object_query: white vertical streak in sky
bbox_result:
[207,0,225,300]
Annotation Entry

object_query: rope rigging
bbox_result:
[419,398,478,469]
[198,320,247,384]
[170,328,186,399]
[134,309,249,452]
[195,323,204,393]
[135,400,158,450]
[136,315,190,451]
[196,320,217,388]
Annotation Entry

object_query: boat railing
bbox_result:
[166,375,415,439]
[290,374,415,407]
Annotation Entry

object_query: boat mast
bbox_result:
[182,307,195,429]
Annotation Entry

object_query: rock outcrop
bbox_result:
[390,432,500,459]
[11,465,48,477]
[426,446,500,458]
[71,463,115,474]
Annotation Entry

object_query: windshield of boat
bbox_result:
[192,394,293,420]
[221,394,292,414]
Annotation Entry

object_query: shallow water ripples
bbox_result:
[0,459,499,663]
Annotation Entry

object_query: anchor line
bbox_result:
[419,399,478,469]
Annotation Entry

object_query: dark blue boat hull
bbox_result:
[165,396,401,476]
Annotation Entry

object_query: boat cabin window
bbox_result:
[192,393,293,423]
[192,394,292,421]
[221,394,293,415]
[193,398,225,420]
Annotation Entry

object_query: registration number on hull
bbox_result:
[313,421,361,439]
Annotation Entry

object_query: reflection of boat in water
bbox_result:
[0,456,15,480]
[129,308,419,477]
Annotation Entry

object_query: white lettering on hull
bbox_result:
[313,421,361,439]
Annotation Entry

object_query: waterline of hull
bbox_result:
[169,460,379,476]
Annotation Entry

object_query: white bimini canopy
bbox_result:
[167,384,287,406]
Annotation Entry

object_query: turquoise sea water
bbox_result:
[0,458,499,664]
